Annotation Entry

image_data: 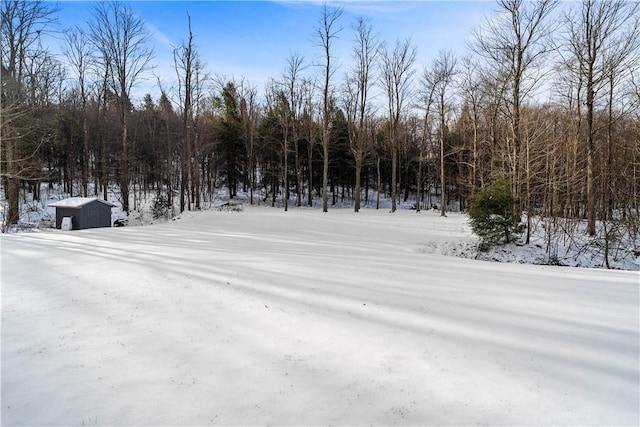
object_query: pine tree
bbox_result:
[469,173,524,251]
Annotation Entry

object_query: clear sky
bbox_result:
[53,1,498,103]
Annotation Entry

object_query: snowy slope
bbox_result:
[2,206,638,425]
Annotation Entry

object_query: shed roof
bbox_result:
[49,197,117,208]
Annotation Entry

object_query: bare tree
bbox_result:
[1,0,58,227]
[1,0,58,86]
[301,77,318,207]
[458,56,485,194]
[418,65,438,213]
[238,79,259,205]
[432,50,457,216]
[314,3,343,212]
[473,0,558,220]
[89,1,154,214]
[380,38,416,212]
[174,14,208,212]
[281,53,306,211]
[175,15,195,213]
[345,17,379,212]
[63,26,92,197]
[563,0,640,235]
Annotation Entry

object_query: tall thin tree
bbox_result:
[174,14,208,212]
[473,0,558,220]
[564,0,640,235]
[1,0,58,227]
[432,50,457,217]
[345,17,379,213]
[314,3,343,212]
[62,26,92,197]
[380,38,416,213]
[281,53,306,211]
[89,1,154,214]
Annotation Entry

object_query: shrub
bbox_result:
[469,174,524,251]
[152,194,171,220]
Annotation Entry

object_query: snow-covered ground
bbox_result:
[4,183,639,270]
[2,206,639,425]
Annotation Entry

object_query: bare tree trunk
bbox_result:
[439,111,446,217]
[564,0,639,235]
[82,112,89,197]
[284,130,289,212]
[5,135,20,226]
[605,72,614,221]
[308,142,314,207]
[354,153,363,212]
[166,120,173,210]
[89,1,154,215]
[380,39,416,213]
[101,125,108,202]
[315,5,342,213]
[1,0,58,227]
[376,156,381,209]
[295,139,302,207]
[586,61,596,235]
[416,147,423,213]
[346,18,379,213]
[120,113,130,213]
[193,131,201,210]
[525,129,532,244]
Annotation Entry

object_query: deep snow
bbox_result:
[2,206,639,425]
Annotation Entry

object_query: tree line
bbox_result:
[2,0,639,247]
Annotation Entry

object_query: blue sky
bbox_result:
[54,1,497,102]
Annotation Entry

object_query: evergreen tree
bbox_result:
[469,173,524,251]
[214,82,245,199]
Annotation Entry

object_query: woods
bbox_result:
[1,0,639,265]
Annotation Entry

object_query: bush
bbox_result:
[152,194,171,220]
[469,174,524,251]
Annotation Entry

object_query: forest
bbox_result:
[2,0,639,264]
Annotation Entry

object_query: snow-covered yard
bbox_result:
[2,206,638,425]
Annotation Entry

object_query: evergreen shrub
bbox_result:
[152,194,171,220]
[469,173,524,251]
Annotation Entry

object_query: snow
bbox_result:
[48,197,117,209]
[2,206,639,425]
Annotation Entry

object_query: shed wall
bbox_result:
[54,201,112,229]
[55,207,80,229]
[86,201,112,228]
